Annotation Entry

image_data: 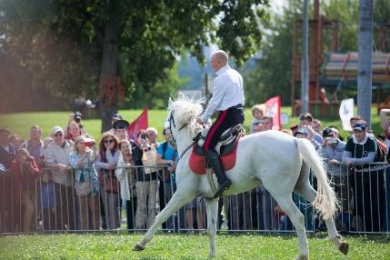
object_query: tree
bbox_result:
[243,0,362,108]
[243,1,302,107]
[0,0,271,132]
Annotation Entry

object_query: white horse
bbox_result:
[133,96,349,259]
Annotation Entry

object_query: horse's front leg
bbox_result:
[133,191,193,251]
[204,197,219,258]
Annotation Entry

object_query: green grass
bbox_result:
[0,233,389,259]
[0,110,170,142]
[0,106,383,142]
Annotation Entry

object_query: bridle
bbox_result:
[168,111,195,161]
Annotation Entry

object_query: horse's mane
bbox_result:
[168,93,204,137]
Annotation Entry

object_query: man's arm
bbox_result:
[200,78,226,123]
[45,147,68,170]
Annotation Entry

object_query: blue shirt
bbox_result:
[38,182,56,210]
[69,152,99,195]
[21,140,44,162]
[157,142,178,184]
[157,142,178,161]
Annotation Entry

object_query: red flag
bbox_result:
[128,108,149,140]
[264,96,281,131]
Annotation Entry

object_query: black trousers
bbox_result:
[353,170,385,232]
[126,198,137,230]
[204,105,244,152]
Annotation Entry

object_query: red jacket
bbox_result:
[10,156,40,204]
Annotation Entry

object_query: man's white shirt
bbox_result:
[201,65,244,123]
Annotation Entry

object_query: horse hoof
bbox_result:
[133,244,145,251]
[339,242,349,255]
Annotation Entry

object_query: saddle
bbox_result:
[189,124,244,175]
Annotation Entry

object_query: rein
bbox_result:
[177,141,195,161]
[168,111,196,161]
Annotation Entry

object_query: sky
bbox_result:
[270,0,288,15]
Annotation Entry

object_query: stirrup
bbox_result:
[213,182,231,198]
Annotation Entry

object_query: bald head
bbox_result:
[211,50,228,71]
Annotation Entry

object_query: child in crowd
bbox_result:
[37,171,57,231]
[250,104,264,133]
[10,148,40,232]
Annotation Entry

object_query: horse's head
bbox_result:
[167,93,204,141]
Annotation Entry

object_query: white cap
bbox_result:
[51,126,64,136]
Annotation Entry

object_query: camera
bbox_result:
[21,156,32,162]
[140,133,148,140]
[327,137,338,145]
[74,111,82,123]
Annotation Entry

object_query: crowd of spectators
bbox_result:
[0,107,389,234]
[245,106,389,233]
[0,112,191,233]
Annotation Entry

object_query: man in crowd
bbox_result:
[20,125,44,165]
[45,126,75,230]
[342,121,385,232]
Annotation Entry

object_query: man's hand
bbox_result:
[196,117,204,125]
[329,159,339,165]
[57,164,70,171]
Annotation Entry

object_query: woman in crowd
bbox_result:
[95,132,120,230]
[65,120,84,142]
[115,139,137,231]
[132,130,159,230]
[69,135,100,230]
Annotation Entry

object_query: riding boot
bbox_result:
[207,151,231,198]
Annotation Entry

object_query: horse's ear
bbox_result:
[168,97,173,108]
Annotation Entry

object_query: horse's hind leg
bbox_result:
[274,195,309,260]
[204,198,218,258]
[133,191,193,251]
[294,181,349,255]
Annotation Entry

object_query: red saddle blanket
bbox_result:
[189,144,238,175]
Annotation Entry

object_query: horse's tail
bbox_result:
[296,138,338,220]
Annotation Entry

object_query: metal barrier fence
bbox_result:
[0,162,389,235]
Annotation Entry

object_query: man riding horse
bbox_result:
[196,50,245,198]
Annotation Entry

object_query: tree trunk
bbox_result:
[98,0,120,133]
[357,0,373,126]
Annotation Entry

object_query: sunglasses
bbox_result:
[54,132,63,137]
[104,139,115,144]
[353,130,363,133]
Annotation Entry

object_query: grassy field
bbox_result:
[0,232,389,259]
[0,106,383,142]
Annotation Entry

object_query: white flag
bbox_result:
[339,98,354,131]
